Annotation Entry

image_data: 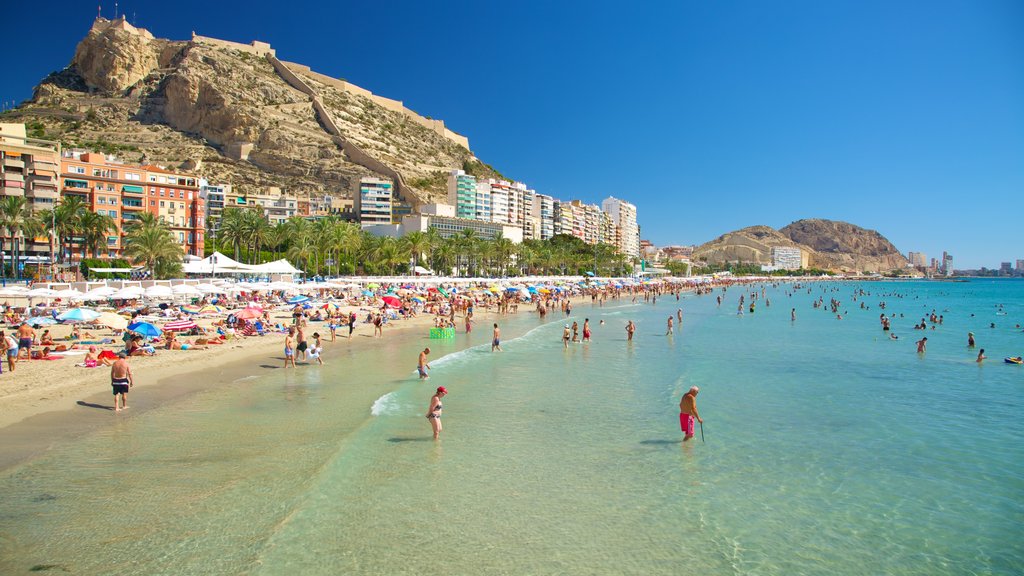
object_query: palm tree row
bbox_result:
[0,195,118,279]
[215,207,634,278]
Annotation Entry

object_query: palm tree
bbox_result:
[455,228,478,277]
[218,208,246,261]
[0,196,29,279]
[404,230,431,273]
[78,210,118,259]
[122,219,183,279]
[52,195,89,263]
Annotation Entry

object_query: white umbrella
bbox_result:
[112,287,144,300]
[194,284,222,294]
[171,284,203,296]
[144,285,174,299]
[27,288,58,298]
[0,287,27,297]
[82,287,117,301]
[55,288,84,299]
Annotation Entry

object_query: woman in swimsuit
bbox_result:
[426,386,447,440]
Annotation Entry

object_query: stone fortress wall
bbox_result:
[191,33,275,58]
[280,62,470,150]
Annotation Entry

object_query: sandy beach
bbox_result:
[0,293,581,470]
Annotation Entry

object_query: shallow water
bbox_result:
[1,280,1022,575]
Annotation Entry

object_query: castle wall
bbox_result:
[281,62,470,150]
[191,34,276,57]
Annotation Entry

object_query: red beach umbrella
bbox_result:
[234,308,262,320]
[382,295,402,307]
[163,319,197,332]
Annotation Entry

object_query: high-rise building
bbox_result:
[1016,259,1024,272]
[1,124,62,260]
[601,197,640,258]
[447,170,477,219]
[355,177,393,226]
[771,246,805,270]
[907,251,927,267]
[61,151,205,259]
[199,181,230,232]
[999,262,1012,274]
[942,252,953,276]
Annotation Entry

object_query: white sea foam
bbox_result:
[370,392,400,416]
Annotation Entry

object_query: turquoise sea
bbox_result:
[0,279,1021,575]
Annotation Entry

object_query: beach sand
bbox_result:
[0,298,556,470]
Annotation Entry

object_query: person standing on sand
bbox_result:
[349,311,357,339]
[16,323,34,362]
[418,347,431,379]
[492,323,502,352]
[679,386,703,441]
[3,330,17,373]
[284,328,296,368]
[916,336,928,354]
[626,320,636,342]
[373,314,383,338]
[426,386,447,440]
[110,352,133,412]
[295,325,308,362]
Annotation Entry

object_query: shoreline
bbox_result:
[0,298,570,471]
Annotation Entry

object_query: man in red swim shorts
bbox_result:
[679,386,703,441]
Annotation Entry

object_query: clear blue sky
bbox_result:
[4,0,1022,269]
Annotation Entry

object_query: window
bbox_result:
[125,172,140,181]
[178,232,184,243]
[150,200,156,206]
[108,210,118,218]
[68,166,86,175]
[179,191,184,199]
[179,203,184,209]
[160,191,165,197]
[107,236,117,245]
[148,175,156,182]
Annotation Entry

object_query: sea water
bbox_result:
[0,280,1021,575]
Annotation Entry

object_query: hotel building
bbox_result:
[0,123,61,258]
[601,197,640,258]
[355,176,393,226]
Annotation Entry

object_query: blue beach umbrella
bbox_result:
[287,295,310,305]
[362,290,374,297]
[126,322,161,338]
[57,307,102,322]
[28,317,58,327]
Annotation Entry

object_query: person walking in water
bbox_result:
[582,318,591,342]
[916,336,928,354]
[666,316,674,335]
[679,386,703,441]
[418,347,431,379]
[976,349,986,363]
[426,386,447,440]
[626,320,636,342]
[110,352,134,412]
[491,323,502,352]
[791,308,796,322]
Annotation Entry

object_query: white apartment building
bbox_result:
[199,181,231,232]
[771,246,804,270]
[601,197,640,258]
[355,176,394,226]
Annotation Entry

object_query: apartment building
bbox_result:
[771,246,806,270]
[0,124,61,258]
[355,177,393,226]
[601,197,640,258]
[60,151,205,258]
[199,181,230,232]
[447,170,477,220]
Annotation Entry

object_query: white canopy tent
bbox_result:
[183,252,303,276]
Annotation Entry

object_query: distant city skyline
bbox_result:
[2,0,1021,268]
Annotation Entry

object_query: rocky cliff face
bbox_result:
[7,18,499,205]
[693,220,909,273]
[692,225,808,266]
[780,219,910,273]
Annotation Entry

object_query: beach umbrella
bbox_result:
[234,308,262,320]
[194,283,222,294]
[180,304,203,314]
[367,283,380,289]
[144,285,174,299]
[27,288,58,298]
[437,288,449,297]
[287,295,310,305]
[411,296,424,303]
[162,319,197,332]
[97,312,129,330]
[57,307,102,322]
[361,290,374,297]
[199,304,226,315]
[126,321,161,337]
[172,284,203,296]
[55,288,85,299]
[27,317,57,327]
[381,295,402,307]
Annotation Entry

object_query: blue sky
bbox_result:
[4,0,1021,269]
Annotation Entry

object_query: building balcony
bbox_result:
[27,188,59,200]
[122,201,144,210]
[3,158,25,170]
[2,186,25,197]
[3,172,25,183]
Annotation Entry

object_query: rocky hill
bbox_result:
[2,18,506,205]
[693,219,910,273]
[780,219,909,273]
[691,225,808,267]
